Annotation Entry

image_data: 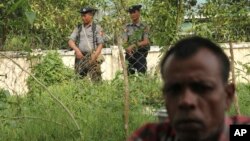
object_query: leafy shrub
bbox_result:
[0,89,10,110]
[128,74,164,108]
[3,34,44,51]
[27,51,74,96]
[229,83,250,116]
[1,77,157,141]
[2,69,250,141]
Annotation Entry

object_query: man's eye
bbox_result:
[163,84,182,95]
[190,83,213,94]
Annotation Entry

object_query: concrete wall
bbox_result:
[0,43,249,95]
[59,46,162,80]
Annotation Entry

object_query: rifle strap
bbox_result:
[77,23,97,51]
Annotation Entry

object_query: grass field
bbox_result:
[0,52,249,141]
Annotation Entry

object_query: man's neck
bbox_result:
[132,19,140,25]
[84,21,92,27]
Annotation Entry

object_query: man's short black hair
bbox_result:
[160,36,230,83]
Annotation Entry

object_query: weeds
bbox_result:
[1,51,249,140]
[0,52,159,140]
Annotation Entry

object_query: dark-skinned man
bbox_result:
[128,36,250,141]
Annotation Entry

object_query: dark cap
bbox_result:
[127,4,142,13]
[79,6,97,14]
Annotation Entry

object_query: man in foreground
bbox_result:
[128,36,250,141]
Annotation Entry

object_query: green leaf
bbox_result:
[6,0,26,15]
[25,11,36,25]
[0,101,7,110]
[0,3,4,8]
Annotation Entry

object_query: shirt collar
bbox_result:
[84,22,93,28]
[129,22,141,27]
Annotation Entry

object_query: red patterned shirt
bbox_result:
[128,116,250,141]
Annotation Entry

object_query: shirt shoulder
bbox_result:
[231,116,250,124]
[139,22,147,26]
[125,23,134,28]
[139,22,149,31]
[95,24,103,31]
[128,120,173,141]
[68,26,80,41]
[126,23,133,26]
[123,23,132,32]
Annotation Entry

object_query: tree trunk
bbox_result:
[229,41,241,115]
[1,19,8,50]
[117,37,130,139]
[176,0,183,31]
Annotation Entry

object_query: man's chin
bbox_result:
[176,131,220,141]
[176,131,202,141]
[177,134,202,141]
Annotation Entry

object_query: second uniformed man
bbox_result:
[123,4,150,75]
[68,6,104,81]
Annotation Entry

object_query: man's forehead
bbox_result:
[164,48,215,66]
[162,48,221,78]
[81,12,92,16]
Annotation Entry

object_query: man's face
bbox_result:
[129,10,140,21]
[81,12,93,25]
[162,48,234,141]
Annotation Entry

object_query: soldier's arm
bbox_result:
[136,38,149,47]
[122,25,129,43]
[68,40,81,52]
[136,26,150,48]
[68,27,83,59]
[91,43,103,61]
[128,37,149,49]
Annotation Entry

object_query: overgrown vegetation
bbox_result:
[0,52,162,140]
[192,0,250,42]
[27,51,75,96]
[0,47,249,140]
[229,83,250,116]
[0,0,249,140]
[2,0,248,51]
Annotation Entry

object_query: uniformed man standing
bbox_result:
[123,4,150,75]
[68,6,104,81]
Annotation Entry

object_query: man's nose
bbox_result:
[178,88,197,110]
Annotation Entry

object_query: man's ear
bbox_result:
[225,83,235,111]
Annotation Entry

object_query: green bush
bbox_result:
[1,73,250,140]
[229,83,250,116]
[0,89,10,110]
[0,78,157,141]
[128,74,164,108]
[27,51,75,96]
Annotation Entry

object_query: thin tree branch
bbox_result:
[0,52,83,140]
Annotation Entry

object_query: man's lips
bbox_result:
[174,119,204,131]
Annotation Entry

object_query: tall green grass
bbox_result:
[229,83,250,116]
[0,77,160,141]
[1,51,249,141]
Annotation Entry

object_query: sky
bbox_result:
[197,0,207,4]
